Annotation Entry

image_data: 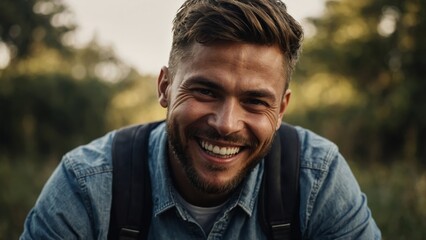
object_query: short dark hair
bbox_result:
[169,0,303,85]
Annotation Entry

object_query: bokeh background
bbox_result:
[1,0,425,239]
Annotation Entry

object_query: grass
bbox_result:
[350,160,426,239]
[0,156,57,239]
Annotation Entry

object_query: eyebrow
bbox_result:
[244,89,277,102]
[185,76,223,91]
[184,76,277,102]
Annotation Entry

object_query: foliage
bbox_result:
[290,0,426,163]
[107,74,165,127]
[0,0,75,60]
[0,73,114,157]
[0,0,152,159]
[351,161,426,239]
[0,0,161,237]
[0,155,56,239]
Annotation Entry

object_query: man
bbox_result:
[21,0,381,239]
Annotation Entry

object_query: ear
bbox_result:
[276,88,291,130]
[157,66,170,108]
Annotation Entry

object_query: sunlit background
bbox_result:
[68,0,324,75]
[0,0,425,239]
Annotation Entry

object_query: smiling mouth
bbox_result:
[199,140,241,158]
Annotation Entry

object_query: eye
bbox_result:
[194,88,214,96]
[244,98,269,107]
[191,88,217,101]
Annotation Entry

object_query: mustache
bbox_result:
[188,126,258,148]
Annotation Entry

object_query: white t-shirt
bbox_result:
[176,193,227,234]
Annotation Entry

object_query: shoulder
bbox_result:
[294,126,339,171]
[62,130,116,179]
[21,130,118,238]
[294,126,381,239]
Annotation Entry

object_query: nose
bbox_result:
[207,99,244,136]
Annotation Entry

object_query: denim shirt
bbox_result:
[21,123,381,239]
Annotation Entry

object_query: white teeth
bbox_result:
[201,140,240,156]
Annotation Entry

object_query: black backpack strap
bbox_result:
[108,121,164,240]
[258,123,301,240]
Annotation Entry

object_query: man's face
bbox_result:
[158,42,291,198]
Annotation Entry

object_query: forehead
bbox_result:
[174,42,287,89]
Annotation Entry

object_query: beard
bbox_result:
[166,119,274,195]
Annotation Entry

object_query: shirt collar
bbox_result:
[148,122,264,217]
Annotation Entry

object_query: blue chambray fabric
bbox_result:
[21,122,381,239]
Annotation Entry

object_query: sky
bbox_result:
[67,0,325,75]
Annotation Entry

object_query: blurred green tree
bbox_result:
[0,0,75,60]
[0,73,114,157]
[0,0,158,238]
[0,0,148,159]
[291,0,426,163]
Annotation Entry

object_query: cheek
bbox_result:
[253,109,280,135]
[246,112,279,148]
[256,126,276,148]
[265,110,281,130]
[168,90,192,113]
[167,93,209,128]
[169,88,195,113]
